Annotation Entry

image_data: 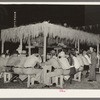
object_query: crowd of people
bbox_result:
[0,46,99,88]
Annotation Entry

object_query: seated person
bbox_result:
[75,51,84,72]
[41,50,63,87]
[6,51,19,72]
[58,50,76,84]
[0,53,6,73]
[14,50,27,68]
[71,52,81,72]
[84,51,91,65]
[82,51,90,77]
[11,50,27,82]
[23,54,43,83]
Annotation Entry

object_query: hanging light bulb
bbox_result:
[64,23,67,27]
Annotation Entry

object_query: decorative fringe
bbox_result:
[1,22,99,45]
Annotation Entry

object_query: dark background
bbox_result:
[0,5,100,53]
[0,5,100,32]
[0,5,85,29]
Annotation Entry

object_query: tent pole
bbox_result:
[97,43,100,67]
[28,36,31,56]
[75,40,77,48]
[1,41,4,54]
[20,37,23,55]
[97,43,99,54]
[43,35,47,62]
[78,39,80,52]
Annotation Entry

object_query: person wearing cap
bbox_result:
[88,47,98,82]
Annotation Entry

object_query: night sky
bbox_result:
[0,5,85,29]
[0,5,100,30]
[0,5,100,53]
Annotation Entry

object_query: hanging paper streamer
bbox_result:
[0,22,99,46]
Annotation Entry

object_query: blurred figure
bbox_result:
[11,50,27,82]
[71,52,80,72]
[58,51,76,84]
[76,51,84,72]
[88,47,98,82]
[14,50,27,68]
[6,51,19,72]
[23,54,43,83]
[82,51,90,77]
[0,53,6,73]
[41,50,63,87]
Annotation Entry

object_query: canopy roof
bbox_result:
[1,21,100,45]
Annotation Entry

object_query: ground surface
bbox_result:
[1,73,100,89]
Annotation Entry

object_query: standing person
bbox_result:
[41,50,63,87]
[88,47,98,82]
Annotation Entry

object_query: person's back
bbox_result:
[6,54,18,66]
[77,55,84,67]
[58,57,70,70]
[81,55,89,66]
[0,55,6,68]
[73,56,80,69]
[79,54,85,66]
[67,54,74,66]
[84,54,91,65]
[46,56,61,69]
[15,55,27,67]
[24,54,41,68]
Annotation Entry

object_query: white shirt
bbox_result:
[58,57,70,70]
[84,55,91,64]
[45,56,61,69]
[73,56,80,69]
[77,55,84,67]
[24,54,41,67]
[81,55,89,65]
[79,55,85,66]
[58,51,66,57]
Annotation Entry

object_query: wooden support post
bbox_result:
[97,43,99,54]
[19,36,23,55]
[1,41,4,54]
[97,43,100,67]
[28,36,31,56]
[78,39,80,53]
[75,41,77,48]
[43,35,47,62]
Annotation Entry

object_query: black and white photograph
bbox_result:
[0,2,100,93]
